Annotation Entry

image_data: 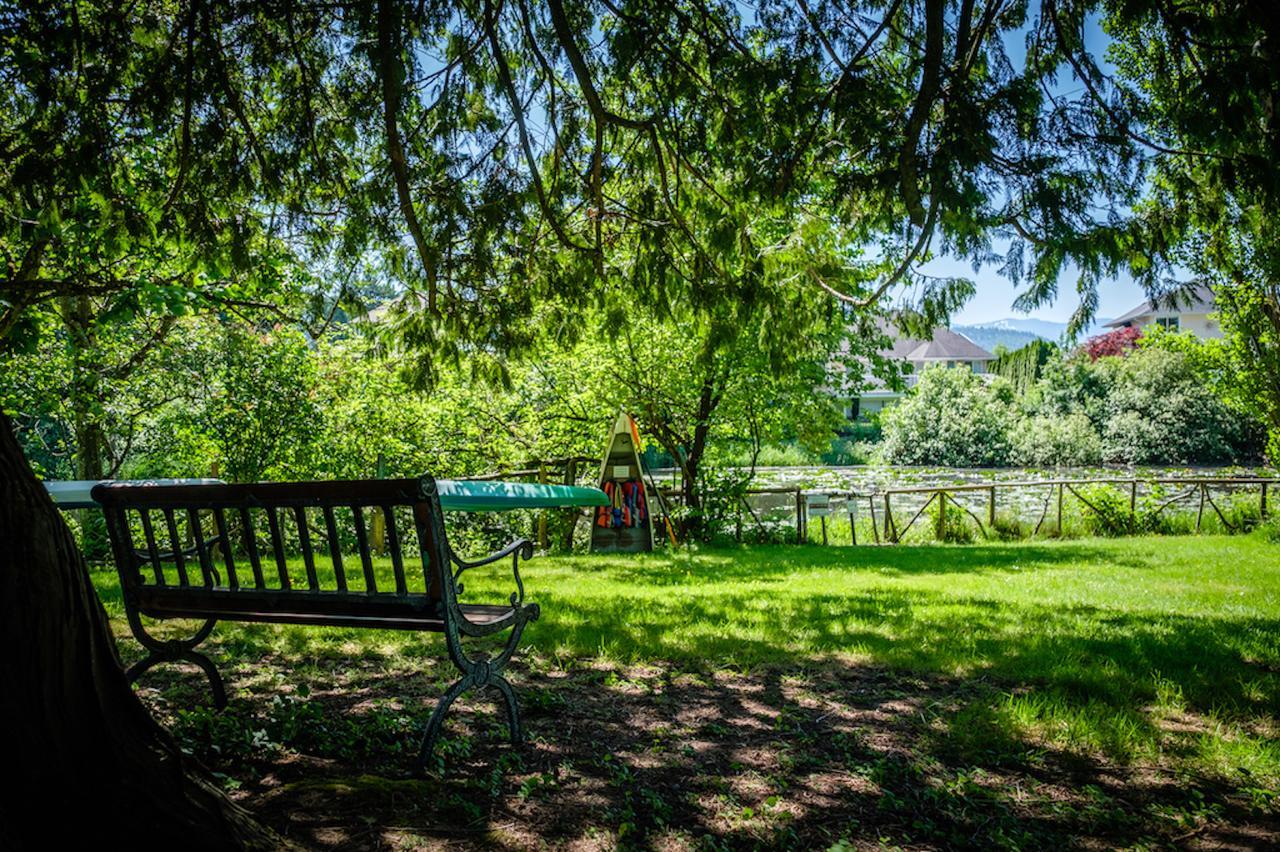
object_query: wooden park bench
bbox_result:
[91,474,604,771]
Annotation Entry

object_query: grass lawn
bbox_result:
[91,534,1280,849]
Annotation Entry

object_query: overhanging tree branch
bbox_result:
[377,0,440,315]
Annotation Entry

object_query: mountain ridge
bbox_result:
[953,317,1113,353]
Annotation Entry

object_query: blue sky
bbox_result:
[926,255,1147,325]
[934,6,1149,325]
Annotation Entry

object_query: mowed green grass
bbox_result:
[91,534,1280,793]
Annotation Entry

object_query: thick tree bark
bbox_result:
[0,411,279,849]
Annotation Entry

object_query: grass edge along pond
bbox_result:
[91,534,1280,812]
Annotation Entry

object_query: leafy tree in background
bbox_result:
[1029,340,1262,466]
[990,338,1059,395]
[1095,346,1256,465]
[1079,326,1141,360]
[524,307,863,537]
[1079,1,1280,462]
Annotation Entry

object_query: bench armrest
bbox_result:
[448,538,535,609]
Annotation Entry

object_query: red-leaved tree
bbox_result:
[1080,326,1142,359]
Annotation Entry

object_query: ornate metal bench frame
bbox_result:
[93,474,539,772]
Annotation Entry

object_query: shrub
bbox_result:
[1073,485,1139,536]
[821,437,876,465]
[1098,347,1259,464]
[1257,516,1280,543]
[1012,413,1103,467]
[1029,343,1264,466]
[879,367,1018,467]
[990,513,1030,541]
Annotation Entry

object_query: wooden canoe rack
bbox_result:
[590,412,655,553]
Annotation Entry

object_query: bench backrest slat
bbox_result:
[93,477,450,614]
[163,509,189,586]
[212,508,238,589]
[139,510,164,586]
[239,506,267,589]
[294,506,319,591]
[412,501,442,604]
[352,506,378,593]
[322,506,346,592]
[265,506,291,589]
[188,508,215,588]
[384,505,408,595]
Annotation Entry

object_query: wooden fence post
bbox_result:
[850,493,858,546]
[370,453,387,555]
[560,459,580,551]
[884,492,895,543]
[1196,483,1206,532]
[869,495,880,545]
[1056,482,1064,533]
[936,490,947,541]
[1263,482,1269,520]
[1130,479,1137,524]
[988,486,996,528]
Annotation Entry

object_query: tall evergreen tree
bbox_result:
[0,1,1230,842]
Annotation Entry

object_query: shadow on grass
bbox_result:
[88,540,1280,847]
[141,655,1277,850]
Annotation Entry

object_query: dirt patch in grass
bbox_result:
[134,653,1278,850]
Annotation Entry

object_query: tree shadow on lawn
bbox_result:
[117,583,1280,848]
[136,653,1277,850]
[95,541,1279,847]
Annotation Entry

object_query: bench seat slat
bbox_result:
[135,587,515,631]
[138,608,450,632]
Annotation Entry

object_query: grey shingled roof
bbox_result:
[885,326,995,362]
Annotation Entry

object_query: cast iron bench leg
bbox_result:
[415,612,533,773]
[124,612,227,710]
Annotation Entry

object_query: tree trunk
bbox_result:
[0,412,280,849]
[62,294,110,557]
[678,369,722,539]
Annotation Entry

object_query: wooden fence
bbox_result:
[460,459,1277,546]
[659,476,1278,545]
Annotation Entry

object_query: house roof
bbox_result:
[1105,283,1215,328]
[885,326,995,362]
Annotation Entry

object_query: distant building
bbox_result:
[850,327,995,421]
[1103,284,1220,339]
